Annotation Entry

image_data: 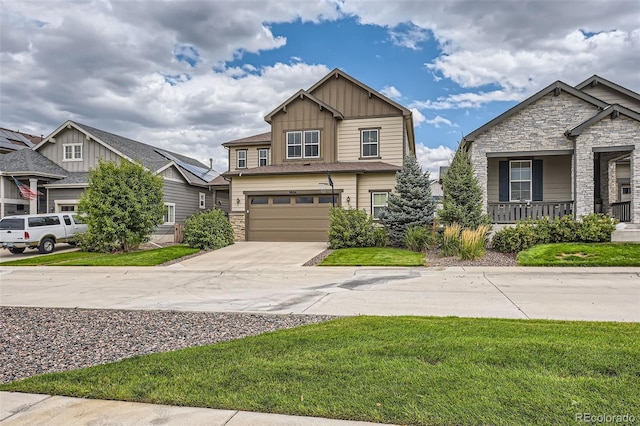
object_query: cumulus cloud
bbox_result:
[415,144,455,177]
[425,115,456,128]
[381,85,402,100]
[410,108,425,127]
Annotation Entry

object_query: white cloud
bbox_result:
[411,89,525,110]
[410,108,425,127]
[388,23,429,50]
[415,144,455,177]
[425,115,456,128]
[381,85,402,100]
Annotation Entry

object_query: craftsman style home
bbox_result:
[0,121,222,241]
[462,75,639,227]
[222,69,416,241]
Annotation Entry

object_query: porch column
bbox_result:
[29,178,38,214]
[574,147,594,218]
[608,160,617,205]
[474,152,488,215]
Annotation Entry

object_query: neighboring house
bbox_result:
[222,68,416,241]
[0,121,224,242]
[462,75,640,226]
[0,128,42,154]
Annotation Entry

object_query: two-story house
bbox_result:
[0,121,222,242]
[222,69,416,241]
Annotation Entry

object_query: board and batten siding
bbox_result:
[230,174,357,213]
[230,145,270,170]
[337,116,404,166]
[163,179,212,224]
[580,85,640,113]
[310,75,402,118]
[270,96,337,165]
[486,156,572,202]
[357,173,397,216]
[38,128,122,172]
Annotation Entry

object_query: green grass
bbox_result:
[320,247,425,266]
[517,243,640,266]
[2,317,638,425]
[0,246,200,266]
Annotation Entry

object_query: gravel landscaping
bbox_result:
[0,307,336,384]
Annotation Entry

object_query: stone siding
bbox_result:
[469,91,599,212]
[229,213,245,241]
[575,115,640,222]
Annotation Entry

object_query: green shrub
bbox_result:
[404,226,435,252]
[372,226,389,247]
[441,223,461,257]
[328,207,377,249]
[183,209,234,250]
[576,214,617,242]
[459,225,490,260]
[491,213,617,253]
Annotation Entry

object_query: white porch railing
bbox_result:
[488,201,574,224]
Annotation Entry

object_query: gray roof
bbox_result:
[47,172,90,186]
[565,104,640,137]
[222,132,271,147]
[0,148,67,177]
[70,122,215,185]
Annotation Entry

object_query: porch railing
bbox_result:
[610,201,631,223]
[488,201,574,224]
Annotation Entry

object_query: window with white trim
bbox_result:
[304,130,319,158]
[199,192,206,209]
[163,203,176,225]
[237,150,247,168]
[287,130,319,159]
[510,160,531,201]
[63,143,83,161]
[361,129,379,157]
[258,148,269,166]
[371,192,389,218]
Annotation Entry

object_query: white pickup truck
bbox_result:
[0,213,88,254]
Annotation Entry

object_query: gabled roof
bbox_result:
[264,90,344,123]
[0,148,67,178]
[565,104,640,137]
[463,81,609,145]
[222,131,271,147]
[35,121,216,186]
[223,161,400,177]
[575,75,640,104]
[307,68,412,117]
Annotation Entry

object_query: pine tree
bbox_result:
[439,147,490,228]
[381,155,436,246]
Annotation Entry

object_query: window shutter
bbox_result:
[499,161,509,202]
[532,159,543,201]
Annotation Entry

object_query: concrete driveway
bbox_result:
[1,241,639,322]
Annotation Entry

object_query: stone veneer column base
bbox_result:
[229,213,246,241]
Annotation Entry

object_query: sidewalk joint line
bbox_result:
[222,410,240,425]
[483,272,530,319]
[0,393,54,422]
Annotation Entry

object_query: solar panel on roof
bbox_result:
[155,150,219,182]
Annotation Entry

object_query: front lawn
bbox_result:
[0,246,200,266]
[319,247,425,266]
[517,243,640,266]
[1,317,637,425]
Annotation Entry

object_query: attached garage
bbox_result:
[246,193,337,241]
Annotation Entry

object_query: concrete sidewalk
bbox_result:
[0,392,392,426]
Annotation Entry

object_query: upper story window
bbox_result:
[287,130,319,159]
[258,148,270,167]
[237,150,247,169]
[361,129,379,158]
[510,160,531,201]
[63,143,83,161]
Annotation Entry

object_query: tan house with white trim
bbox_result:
[222,69,416,241]
[462,75,640,228]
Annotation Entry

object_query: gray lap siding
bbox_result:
[163,179,212,224]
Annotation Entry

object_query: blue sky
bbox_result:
[2,1,639,176]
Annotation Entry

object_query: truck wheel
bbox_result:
[39,238,55,254]
[9,247,25,254]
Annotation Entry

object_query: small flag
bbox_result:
[11,176,41,200]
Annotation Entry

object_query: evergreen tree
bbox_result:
[380,155,436,246]
[439,147,490,228]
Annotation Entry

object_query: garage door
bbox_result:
[247,194,336,241]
